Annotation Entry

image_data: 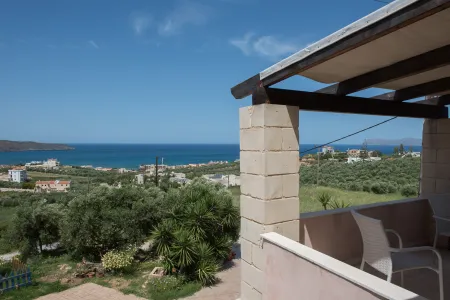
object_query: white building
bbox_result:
[135,174,145,185]
[8,168,27,183]
[321,146,335,154]
[43,158,60,168]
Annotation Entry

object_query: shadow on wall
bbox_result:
[299,198,434,264]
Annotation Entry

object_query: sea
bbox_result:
[0,144,423,169]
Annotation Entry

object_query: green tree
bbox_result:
[399,144,405,155]
[10,200,64,255]
[393,147,399,156]
[359,140,369,159]
[61,186,165,259]
[408,146,413,153]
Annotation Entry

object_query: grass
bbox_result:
[1,254,201,300]
[229,185,403,213]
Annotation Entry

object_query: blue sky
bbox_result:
[1,0,425,144]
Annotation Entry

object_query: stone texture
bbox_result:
[420,178,436,195]
[240,238,252,264]
[239,105,299,129]
[251,243,265,272]
[281,128,299,151]
[437,149,450,163]
[437,119,450,134]
[240,152,299,176]
[241,260,263,292]
[436,179,450,194]
[241,281,262,300]
[423,119,437,134]
[266,220,300,242]
[282,174,300,197]
[241,217,266,245]
[263,151,299,175]
[240,128,283,151]
[421,163,436,179]
[240,174,283,200]
[241,195,299,224]
[422,148,437,163]
[240,152,264,175]
[436,163,450,179]
[423,134,450,149]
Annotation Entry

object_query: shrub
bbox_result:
[9,200,64,255]
[387,183,397,194]
[362,182,371,193]
[371,182,389,194]
[348,182,362,191]
[401,185,418,197]
[61,186,165,259]
[102,247,136,271]
[152,179,239,286]
[329,199,351,209]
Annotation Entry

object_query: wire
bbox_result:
[300,116,398,154]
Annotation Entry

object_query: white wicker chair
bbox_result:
[428,194,450,248]
[351,210,444,300]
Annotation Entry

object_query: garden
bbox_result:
[0,178,239,300]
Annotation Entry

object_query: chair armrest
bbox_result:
[385,229,403,249]
[390,246,443,268]
[433,215,450,222]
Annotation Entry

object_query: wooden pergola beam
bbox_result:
[231,0,450,99]
[415,94,450,105]
[316,44,450,96]
[372,77,450,101]
[252,87,448,119]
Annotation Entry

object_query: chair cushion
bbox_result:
[392,250,438,273]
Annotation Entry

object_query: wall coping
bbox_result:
[262,232,426,300]
[300,196,427,219]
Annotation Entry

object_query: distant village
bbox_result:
[0,146,419,193]
[0,158,240,193]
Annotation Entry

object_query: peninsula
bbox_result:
[0,140,74,152]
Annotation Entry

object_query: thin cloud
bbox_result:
[88,40,99,49]
[158,0,212,36]
[230,32,301,61]
[130,12,152,35]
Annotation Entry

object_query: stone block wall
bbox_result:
[421,119,450,195]
[239,104,300,300]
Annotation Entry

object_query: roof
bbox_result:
[36,180,71,185]
[231,0,450,119]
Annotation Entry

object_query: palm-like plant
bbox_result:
[152,220,175,257]
[172,230,196,268]
[152,179,240,286]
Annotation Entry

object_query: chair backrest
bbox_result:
[351,210,392,276]
[428,194,450,217]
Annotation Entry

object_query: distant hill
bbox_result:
[365,138,422,146]
[0,140,74,152]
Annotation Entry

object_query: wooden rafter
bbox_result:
[372,77,450,101]
[316,45,450,95]
[252,87,448,119]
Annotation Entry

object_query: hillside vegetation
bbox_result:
[0,140,73,152]
[300,157,420,196]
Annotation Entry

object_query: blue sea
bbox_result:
[0,144,422,169]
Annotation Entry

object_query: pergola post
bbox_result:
[239,104,300,299]
[421,119,450,195]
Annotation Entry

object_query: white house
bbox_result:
[8,168,28,183]
[43,158,60,168]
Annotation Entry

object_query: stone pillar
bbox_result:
[421,119,450,195]
[239,104,300,300]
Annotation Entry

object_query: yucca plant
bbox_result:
[152,179,240,286]
[316,191,333,210]
[152,220,175,257]
[329,199,351,209]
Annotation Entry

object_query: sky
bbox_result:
[1,0,426,144]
